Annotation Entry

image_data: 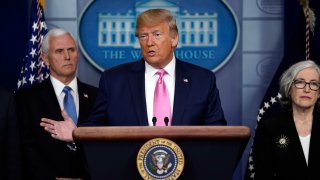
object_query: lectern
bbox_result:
[73,126,250,180]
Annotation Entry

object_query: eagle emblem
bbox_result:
[137,138,184,179]
[151,150,172,174]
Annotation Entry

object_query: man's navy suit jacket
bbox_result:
[84,59,226,126]
[15,78,97,179]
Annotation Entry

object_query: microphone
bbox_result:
[152,117,157,126]
[164,117,169,126]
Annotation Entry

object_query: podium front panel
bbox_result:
[83,140,243,180]
[74,126,250,180]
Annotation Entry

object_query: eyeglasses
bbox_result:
[292,79,320,91]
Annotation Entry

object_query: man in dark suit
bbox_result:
[48,9,226,143]
[0,88,21,180]
[15,28,97,179]
[85,8,226,126]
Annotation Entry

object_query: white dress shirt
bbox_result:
[50,76,79,117]
[145,56,176,126]
[299,134,311,165]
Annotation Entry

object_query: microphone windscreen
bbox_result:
[164,117,169,126]
[152,117,157,126]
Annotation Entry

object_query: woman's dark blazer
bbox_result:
[252,110,320,180]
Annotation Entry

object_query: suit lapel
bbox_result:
[129,60,148,125]
[41,79,62,120]
[284,114,308,170]
[77,80,90,124]
[172,60,191,125]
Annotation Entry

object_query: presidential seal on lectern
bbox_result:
[137,138,185,180]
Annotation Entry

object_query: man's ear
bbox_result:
[171,33,179,48]
[41,53,50,66]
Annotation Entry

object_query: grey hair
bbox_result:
[279,60,320,109]
[41,28,76,54]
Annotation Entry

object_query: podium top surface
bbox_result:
[73,126,250,141]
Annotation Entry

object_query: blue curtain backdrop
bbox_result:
[0,0,30,90]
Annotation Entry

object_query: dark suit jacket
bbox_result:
[84,59,226,126]
[251,110,320,180]
[0,88,22,180]
[15,78,97,180]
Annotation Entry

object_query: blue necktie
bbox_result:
[63,86,77,125]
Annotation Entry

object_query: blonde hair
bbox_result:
[135,9,178,38]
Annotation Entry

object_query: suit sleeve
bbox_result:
[204,73,226,125]
[80,73,109,126]
[251,119,276,179]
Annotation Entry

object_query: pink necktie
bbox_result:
[153,69,171,126]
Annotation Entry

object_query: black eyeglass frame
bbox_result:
[292,79,320,91]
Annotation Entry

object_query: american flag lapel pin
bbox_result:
[83,93,89,98]
[183,78,189,83]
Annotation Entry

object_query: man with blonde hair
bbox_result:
[86,9,226,126]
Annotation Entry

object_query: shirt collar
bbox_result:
[145,55,176,79]
[50,76,78,95]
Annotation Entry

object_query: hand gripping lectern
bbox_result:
[73,126,250,180]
